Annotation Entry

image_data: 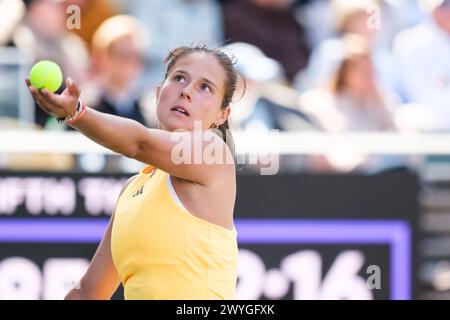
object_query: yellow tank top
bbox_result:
[111,165,238,300]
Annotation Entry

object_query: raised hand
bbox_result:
[25,77,81,119]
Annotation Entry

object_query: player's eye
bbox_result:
[174,75,185,82]
[201,83,211,92]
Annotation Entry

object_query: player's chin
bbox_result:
[160,116,193,132]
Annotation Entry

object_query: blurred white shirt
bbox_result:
[393,19,450,131]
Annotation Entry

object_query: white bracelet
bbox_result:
[57,101,84,124]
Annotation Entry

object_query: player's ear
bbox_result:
[216,106,231,126]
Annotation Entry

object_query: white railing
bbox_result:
[1,130,450,155]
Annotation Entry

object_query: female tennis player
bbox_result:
[25,45,241,300]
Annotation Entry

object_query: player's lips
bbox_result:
[171,105,190,117]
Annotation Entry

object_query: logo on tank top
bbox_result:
[132,185,144,198]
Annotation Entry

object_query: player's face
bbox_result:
[156,52,230,132]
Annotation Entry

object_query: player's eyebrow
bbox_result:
[174,69,218,90]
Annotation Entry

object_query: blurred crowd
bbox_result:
[0,0,450,173]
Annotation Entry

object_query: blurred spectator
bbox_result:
[0,0,26,46]
[0,1,30,122]
[223,42,315,132]
[65,0,119,51]
[222,0,310,82]
[128,0,224,85]
[85,15,150,125]
[299,34,404,173]
[12,0,89,127]
[393,0,450,131]
[301,35,397,132]
[295,0,400,97]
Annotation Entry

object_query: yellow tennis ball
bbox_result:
[29,60,63,93]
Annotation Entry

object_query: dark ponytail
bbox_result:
[214,119,235,162]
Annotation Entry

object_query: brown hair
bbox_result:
[330,33,372,93]
[162,44,245,163]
